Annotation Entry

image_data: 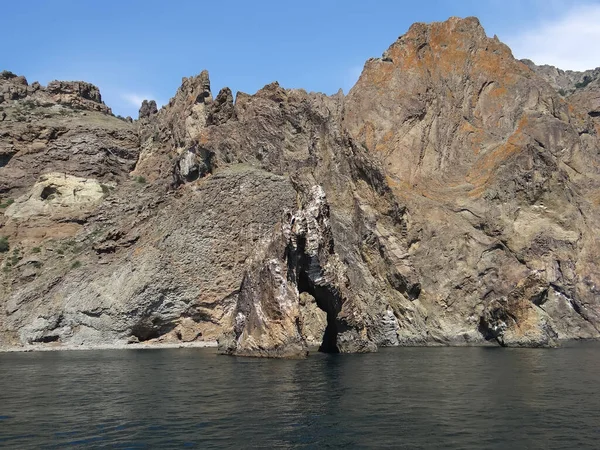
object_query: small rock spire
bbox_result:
[139,99,158,119]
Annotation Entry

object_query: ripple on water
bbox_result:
[0,345,600,448]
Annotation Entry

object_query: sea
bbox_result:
[1,343,599,448]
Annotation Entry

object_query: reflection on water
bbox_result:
[1,343,600,448]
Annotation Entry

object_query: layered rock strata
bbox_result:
[1,17,599,356]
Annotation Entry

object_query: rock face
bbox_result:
[522,60,600,96]
[1,17,600,356]
[0,74,138,197]
[5,173,106,220]
[45,80,112,114]
[219,185,376,357]
[343,17,600,349]
[138,100,158,119]
[569,78,600,121]
[523,60,600,124]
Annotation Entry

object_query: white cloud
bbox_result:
[505,3,600,71]
[121,93,155,107]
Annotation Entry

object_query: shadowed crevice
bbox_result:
[294,236,341,353]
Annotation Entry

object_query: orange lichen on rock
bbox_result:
[344,15,546,202]
[364,61,396,88]
[460,121,484,155]
[466,116,530,197]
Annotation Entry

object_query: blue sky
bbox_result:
[2,0,600,117]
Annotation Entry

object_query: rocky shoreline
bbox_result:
[1,17,600,357]
[6,338,597,355]
[0,340,218,353]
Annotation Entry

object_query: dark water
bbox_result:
[1,344,600,449]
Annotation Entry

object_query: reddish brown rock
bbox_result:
[344,16,600,347]
[1,17,600,354]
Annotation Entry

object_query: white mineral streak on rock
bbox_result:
[6,173,105,219]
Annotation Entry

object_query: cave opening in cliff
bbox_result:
[130,317,176,342]
[296,252,341,354]
[0,153,12,168]
[33,334,60,344]
[313,285,341,354]
[40,186,59,200]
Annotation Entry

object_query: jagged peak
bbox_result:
[167,69,213,108]
[521,59,600,75]
[0,72,111,114]
[46,80,104,103]
[138,99,158,119]
[0,70,27,84]
[523,59,600,96]
[403,16,485,39]
[378,16,513,68]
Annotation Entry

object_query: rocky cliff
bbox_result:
[522,60,600,124]
[1,17,599,356]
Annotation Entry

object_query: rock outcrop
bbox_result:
[523,60,600,124]
[521,60,600,96]
[1,16,599,356]
[343,17,600,349]
[134,70,214,183]
[219,185,378,357]
[45,80,112,114]
[0,74,138,197]
[138,100,158,119]
[569,78,600,121]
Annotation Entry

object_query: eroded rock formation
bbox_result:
[1,17,599,356]
[523,60,600,125]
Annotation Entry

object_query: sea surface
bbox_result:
[1,343,599,449]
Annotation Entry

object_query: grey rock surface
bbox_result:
[523,59,600,124]
[0,75,138,197]
[521,59,600,95]
[139,100,158,119]
[1,16,600,355]
[343,17,600,349]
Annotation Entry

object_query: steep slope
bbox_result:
[521,60,600,96]
[0,71,138,196]
[0,73,299,346]
[344,17,600,347]
[523,60,600,125]
[569,77,600,123]
[1,17,599,356]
